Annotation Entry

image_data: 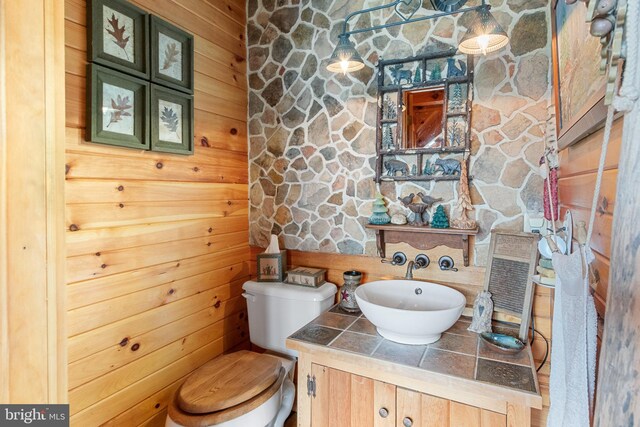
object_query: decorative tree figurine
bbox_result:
[451,157,477,230]
[449,83,463,113]
[431,205,449,229]
[369,193,391,225]
[413,67,422,84]
[382,125,394,150]
[411,164,417,175]
[430,63,442,81]
[423,159,435,175]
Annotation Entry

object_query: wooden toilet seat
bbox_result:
[168,351,286,426]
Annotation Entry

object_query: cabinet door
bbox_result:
[310,364,396,427]
[396,388,506,427]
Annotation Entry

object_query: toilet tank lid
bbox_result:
[243,281,337,301]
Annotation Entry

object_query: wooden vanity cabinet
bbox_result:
[309,364,507,427]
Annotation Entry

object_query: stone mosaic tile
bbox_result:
[444,319,476,338]
[420,347,476,379]
[478,339,531,367]
[312,312,358,329]
[347,318,378,336]
[329,331,383,355]
[475,358,537,393]
[429,332,478,356]
[289,324,341,346]
[372,340,427,367]
[329,304,361,317]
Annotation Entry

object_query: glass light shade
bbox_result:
[458,7,509,55]
[326,34,365,73]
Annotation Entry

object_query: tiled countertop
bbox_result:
[288,304,540,396]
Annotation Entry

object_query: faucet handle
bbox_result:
[381,251,407,266]
[438,255,458,272]
[414,254,430,269]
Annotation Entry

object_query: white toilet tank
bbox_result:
[242,281,337,357]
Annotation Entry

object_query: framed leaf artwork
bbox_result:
[86,64,149,149]
[88,0,149,79]
[150,85,193,155]
[150,15,194,94]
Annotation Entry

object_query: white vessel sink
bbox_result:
[355,280,466,345]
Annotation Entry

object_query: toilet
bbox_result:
[166,280,337,427]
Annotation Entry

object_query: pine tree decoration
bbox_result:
[431,205,449,229]
[411,164,417,175]
[369,193,391,225]
[413,67,422,84]
[430,63,442,80]
[423,159,435,175]
[449,83,463,113]
[382,125,394,150]
[451,157,477,229]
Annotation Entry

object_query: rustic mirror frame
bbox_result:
[375,48,474,182]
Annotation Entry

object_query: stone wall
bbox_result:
[247,0,551,265]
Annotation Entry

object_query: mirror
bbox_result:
[375,49,474,182]
[404,86,445,149]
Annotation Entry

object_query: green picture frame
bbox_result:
[150,84,194,155]
[87,0,149,79]
[86,64,150,149]
[150,15,194,94]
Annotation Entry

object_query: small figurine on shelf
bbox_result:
[434,158,461,175]
[431,205,449,228]
[430,63,442,81]
[382,125,394,150]
[411,164,417,175]
[390,64,412,85]
[384,159,409,176]
[413,66,422,84]
[369,193,391,225]
[446,58,467,77]
[451,156,477,230]
[423,159,435,175]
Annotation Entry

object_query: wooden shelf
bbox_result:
[365,224,479,266]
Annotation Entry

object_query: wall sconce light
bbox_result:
[326,0,509,73]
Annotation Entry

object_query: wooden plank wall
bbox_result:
[1,0,67,403]
[64,0,250,425]
[558,119,623,332]
[250,244,554,426]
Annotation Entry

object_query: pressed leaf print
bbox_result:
[158,99,182,143]
[102,6,135,62]
[162,43,180,70]
[108,94,132,127]
[102,83,135,135]
[158,32,182,80]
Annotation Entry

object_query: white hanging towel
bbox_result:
[547,246,598,427]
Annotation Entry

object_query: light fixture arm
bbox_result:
[339,0,489,37]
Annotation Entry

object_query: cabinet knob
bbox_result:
[378,407,389,418]
[403,417,413,427]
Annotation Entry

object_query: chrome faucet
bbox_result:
[405,260,416,279]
